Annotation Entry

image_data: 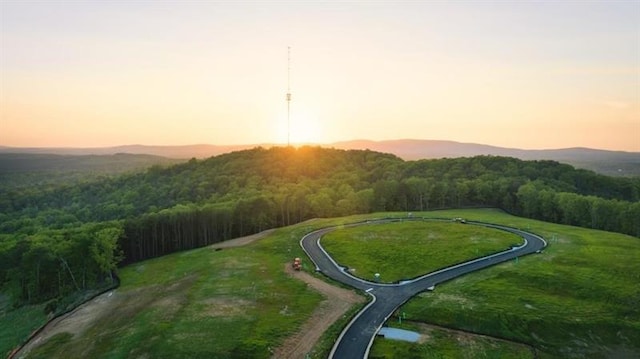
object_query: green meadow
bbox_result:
[321,220,520,283]
[24,223,333,359]
[10,209,640,358]
[0,303,47,357]
[369,321,535,359]
[369,209,640,358]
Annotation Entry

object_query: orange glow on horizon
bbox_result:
[1,2,638,152]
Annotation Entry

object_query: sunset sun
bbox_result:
[290,112,323,144]
[275,110,324,145]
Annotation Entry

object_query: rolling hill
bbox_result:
[2,139,638,176]
[0,153,181,174]
[0,152,184,190]
[331,139,640,177]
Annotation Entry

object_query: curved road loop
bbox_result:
[299,218,547,359]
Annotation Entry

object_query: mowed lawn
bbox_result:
[390,209,640,358]
[321,220,520,283]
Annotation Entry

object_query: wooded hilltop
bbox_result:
[1,146,639,308]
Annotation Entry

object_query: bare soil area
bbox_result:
[271,265,365,359]
[14,290,121,359]
[209,229,275,249]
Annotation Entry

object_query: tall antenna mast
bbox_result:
[286,46,292,146]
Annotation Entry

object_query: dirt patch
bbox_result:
[14,275,198,358]
[415,322,479,343]
[201,297,252,318]
[220,257,258,269]
[271,264,365,359]
[210,229,275,250]
[152,294,187,320]
[424,293,475,309]
[13,290,121,359]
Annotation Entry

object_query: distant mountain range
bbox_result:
[0,144,251,159]
[0,152,181,174]
[331,140,640,177]
[1,139,639,176]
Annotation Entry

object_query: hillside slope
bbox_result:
[13,210,640,359]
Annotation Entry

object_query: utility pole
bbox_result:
[286,46,292,147]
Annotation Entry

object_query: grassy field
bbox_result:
[396,209,640,358]
[0,303,47,357]
[22,218,369,359]
[321,220,520,283]
[24,224,328,359]
[9,209,640,358]
[370,321,534,359]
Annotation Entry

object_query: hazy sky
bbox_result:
[1,1,638,150]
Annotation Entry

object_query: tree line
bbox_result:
[0,222,121,308]
[1,146,638,306]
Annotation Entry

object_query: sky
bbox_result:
[1,1,638,151]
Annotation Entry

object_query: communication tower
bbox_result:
[286,46,292,146]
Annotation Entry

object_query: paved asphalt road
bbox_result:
[300,218,547,359]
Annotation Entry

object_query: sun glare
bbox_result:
[275,111,324,145]
[291,113,323,144]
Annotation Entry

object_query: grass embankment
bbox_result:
[373,209,640,358]
[321,220,519,283]
[24,220,349,359]
[370,321,534,359]
[0,303,47,357]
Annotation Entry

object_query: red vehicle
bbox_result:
[292,257,302,271]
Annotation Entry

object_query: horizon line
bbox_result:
[1,139,638,154]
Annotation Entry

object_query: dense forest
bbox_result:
[0,153,182,191]
[1,146,639,307]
